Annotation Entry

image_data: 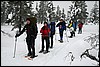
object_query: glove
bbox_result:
[15,34,19,38]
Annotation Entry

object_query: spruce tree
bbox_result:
[47,1,55,22]
[36,1,55,23]
[56,5,62,22]
[69,1,88,24]
[61,8,66,20]
[1,1,9,25]
[6,1,34,25]
[36,1,47,23]
[90,1,99,25]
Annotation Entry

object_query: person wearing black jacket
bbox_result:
[56,19,66,43]
[15,17,38,59]
[49,22,55,48]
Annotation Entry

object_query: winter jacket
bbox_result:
[68,23,72,28]
[72,22,76,29]
[68,22,74,32]
[40,26,50,37]
[56,21,66,31]
[78,23,83,28]
[16,23,38,39]
[49,22,55,35]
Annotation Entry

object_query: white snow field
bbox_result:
[1,23,99,66]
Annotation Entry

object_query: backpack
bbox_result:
[29,17,37,26]
[29,17,38,37]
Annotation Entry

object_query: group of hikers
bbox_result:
[15,17,83,60]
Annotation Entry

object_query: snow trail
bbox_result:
[1,24,99,66]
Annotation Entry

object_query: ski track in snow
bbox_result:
[1,24,99,66]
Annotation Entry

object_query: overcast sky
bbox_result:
[34,1,99,16]
[53,1,99,13]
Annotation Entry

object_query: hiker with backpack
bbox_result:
[56,19,66,43]
[15,17,38,60]
[39,22,50,54]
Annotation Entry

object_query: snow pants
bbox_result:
[70,31,75,37]
[59,31,64,41]
[78,28,82,34]
[26,37,35,57]
[50,34,54,48]
[41,36,49,52]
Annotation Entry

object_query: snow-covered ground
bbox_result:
[1,23,99,66]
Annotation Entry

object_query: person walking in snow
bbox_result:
[56,19,66,43]
[39,22,50,54]
[15,17,38,59]
[78,21,83,34]
[72,20,78,32]
[68,20,75,38]
[49,21,55,48]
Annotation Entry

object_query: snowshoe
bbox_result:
[58,40,61,41]
[43,51,50,54]
[28,55,38,60]
[39,50,44,53]
[50,46,53,49]
[25,53,32,58]
[25,56,31,58]
[60,40,63,43]
[58,40,60,41]
[68,36,73,38]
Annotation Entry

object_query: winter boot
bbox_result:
[69,32,73,38]
[25,53,32,58]
[43,50,50,54]
[28,55,38,60]
[39,50,44,53]
[73,31,75,37]
[60,40,63,43]
[69,36,73,38]
[50,46,53,49]
[27,53,32,56]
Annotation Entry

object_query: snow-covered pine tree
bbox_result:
[36,1,48,24]
[1,1,9,25]
[1,1,35,32]
[56,5,62,22]
[7,1,35,32]
[69,1,88,24]
[6,1,34,26]
[47,1,56,22]
[36,1,55,23]
[90,1,99,25]
[61,8,66,21]
[79,1,89,24]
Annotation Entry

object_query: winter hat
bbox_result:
[44,22,48,24]
[59,18,64,21]
[26,18,30,21]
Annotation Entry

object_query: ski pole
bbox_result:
[13,30,19,58]
[13,37,17,58]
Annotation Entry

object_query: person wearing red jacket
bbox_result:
[78,21,83,34]
[39,22,50,54]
